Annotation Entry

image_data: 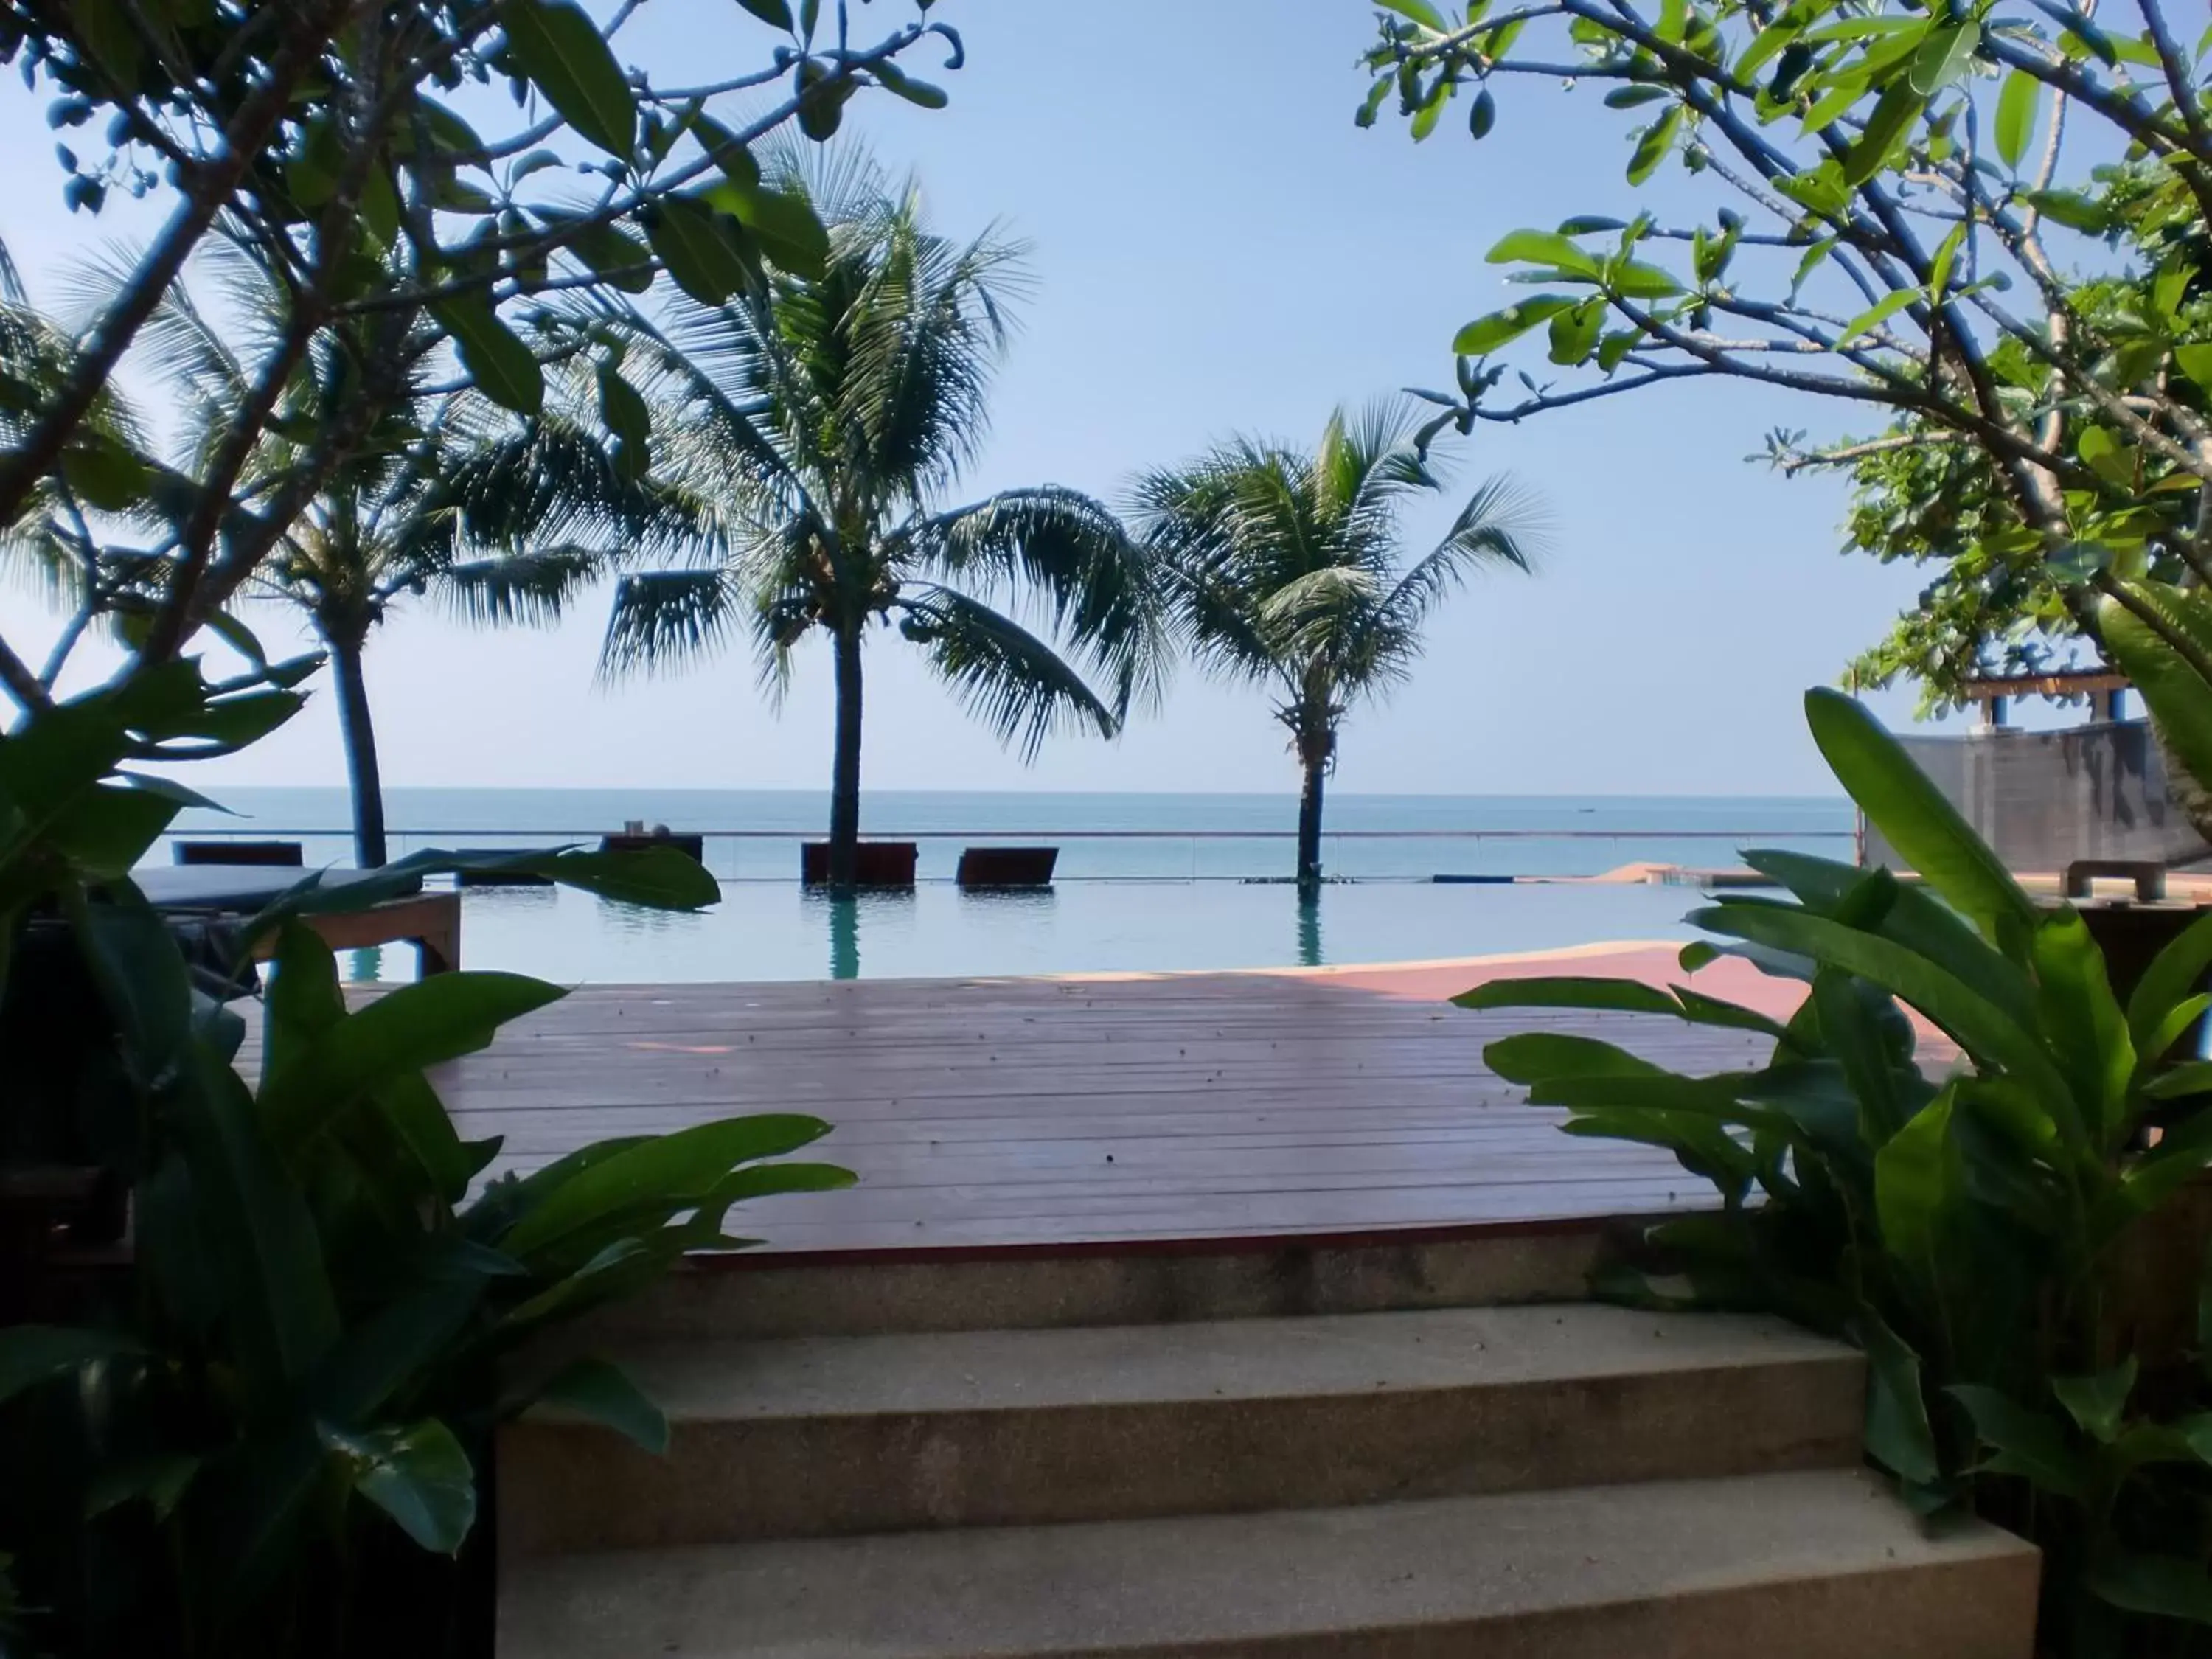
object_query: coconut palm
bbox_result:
[1133,403,1543,893]
[111,251,697,867]
[597,146,1164,890]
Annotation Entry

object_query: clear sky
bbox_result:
[0,0,1963,799]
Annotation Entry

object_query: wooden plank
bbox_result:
[239,971,1798,1254]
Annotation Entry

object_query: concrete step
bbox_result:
[500,1303,1863,1556]
[496,1468,2039,1659]
[564,1220,1643,1342]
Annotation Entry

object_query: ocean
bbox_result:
[163,787,1854,981]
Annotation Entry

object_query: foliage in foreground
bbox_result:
[1362,0,2212,705]
[1464,687,2212,1656]
[0,658,849,1658]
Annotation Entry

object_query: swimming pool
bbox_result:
[341,876,1714,984]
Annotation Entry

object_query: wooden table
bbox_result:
[265,889,462,976]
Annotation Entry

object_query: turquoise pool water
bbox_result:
[344,877,1716,984]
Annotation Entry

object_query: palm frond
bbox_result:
[897,582,1117,760]
[1378,473,1548,627]
[435,544,606,627]
[902,485,1166,718]
[598,566,748,679]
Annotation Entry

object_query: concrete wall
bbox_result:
[1864,720,2209,873]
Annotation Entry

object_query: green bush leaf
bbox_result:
[1854,1308,1939,1484]
[0,1325,143,1407]
[529,1356,669,1454]
[1803,688,2034,945]
[2053,1357,2136,1444]
[568,220,655,293]
[327,1420,476,1554]
[1874,1088,1957,1288]
[1949,1384,2088,1498]
[502,0,636,159]
[732,0,793,27]
[2087,1551,2212,1623]
[2132,911,2212,1054]
[499,1114,833,1259]
[2028,909,2132,1149]
[1484,1032,1669,1085]
[1835,288,1916,348]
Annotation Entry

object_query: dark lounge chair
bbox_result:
[174,839,305,866]
[956,846,1058,888]
[801,841,918,887]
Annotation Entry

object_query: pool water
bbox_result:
[345,877,1713,984]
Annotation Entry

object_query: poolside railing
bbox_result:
[152,824,1854,884]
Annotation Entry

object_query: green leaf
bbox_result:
[1608,260,1683,299]
[704,180,829,281]
[1375,0,1448,27]
[1874,1088,1956,1286]
[502,0,636,159]
[1948,1385,2088,1497]
[731,0,793,27]
[2028,908,2132,1148]
[597,361,651,453]
[2175,344,2212,389]
[870,60,950,110]
[1854,1309,1938,1484]
[49,783,178,879]
[498,1114,832,1259]
[71,884,192,1088]
[326,1420,477,1554]
[2099,584,2212,801]
[1802,688,2034,945]
[1483,1032,1669,1085]
[85,1453,199,1522]
[1548,299,1604,365]
[0,1325,142,1407]
[2087,1552,2212,1624]
[432,294,543,417]
[1835,288,1916,347]
[1627,106,1681,185]
[60,432,152,512]
[2053,1357,2136,1444]
[1907,21,1978,94]
[2020,188,2111,233]
[1453,296,1576,355]
[2129,910,2212,1054]
[173,1054,342,1401]
[1604,85,1672,108]
[642,195,756,305]
[1925,221,1965,302]
[1994,69,2039,169]
[1486,230,1601,276]
[1687,900,2080,1147]
[528,1356,669,1454]
[568,220,655,293]
[261,970,566,1141]
[1843,81,1924,185]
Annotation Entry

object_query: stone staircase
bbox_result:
[495,1229,2040,1658]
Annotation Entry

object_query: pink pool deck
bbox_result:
[373,940,1857,1258]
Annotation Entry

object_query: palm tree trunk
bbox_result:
[829,619,865,890]
[1296,751,1326,894]
[329,630,389,869]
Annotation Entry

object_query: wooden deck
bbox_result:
[406,971,1784,1256]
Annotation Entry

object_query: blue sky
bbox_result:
[0,0,1964,797]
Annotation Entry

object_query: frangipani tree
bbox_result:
[1360,0,2212,701]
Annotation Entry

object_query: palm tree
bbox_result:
[121,251,695,867]
[1133,403,1543,894]
[597,146,1164,890]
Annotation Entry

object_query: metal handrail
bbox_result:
[163,825,1852,841]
